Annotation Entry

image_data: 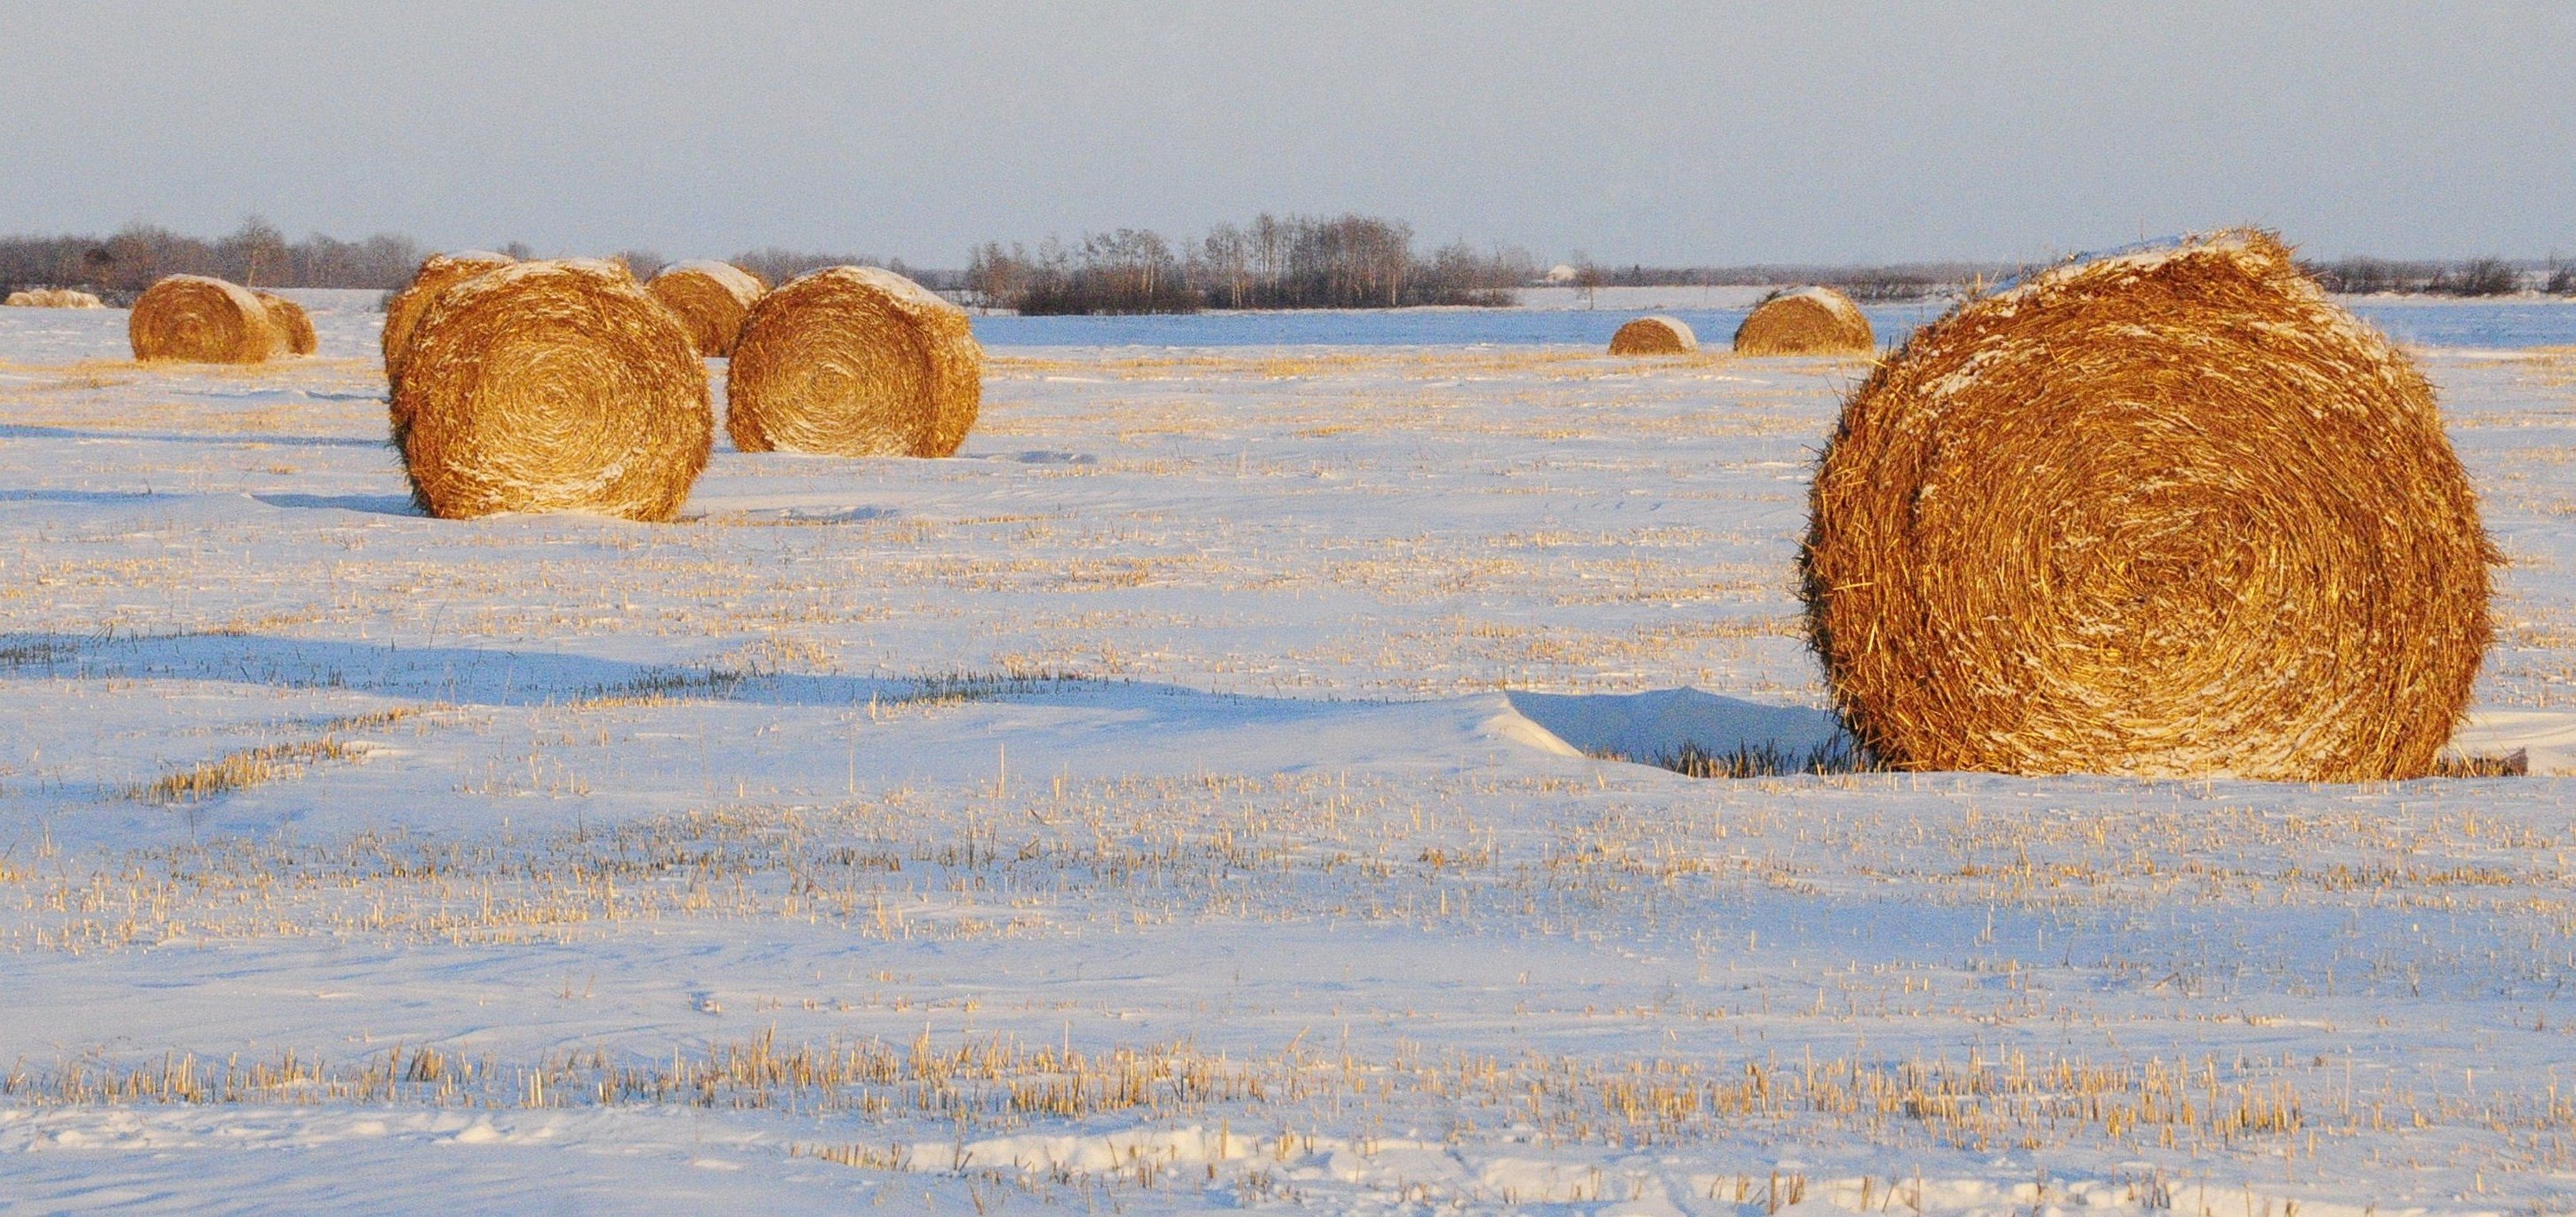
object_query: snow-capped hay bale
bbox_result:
[1608,315,1697,355]
[6,288,104,308]
[725,266,981,458]
[383,251,516,384]
[647,260,767,356]
[1734,286,1874,356]
[393,260,712,523]
[1800,230,2494,781]
[129,275,280,363]
[254,291,316,356]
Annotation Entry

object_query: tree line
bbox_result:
[964,213,1536,314]
[0,217,930,302]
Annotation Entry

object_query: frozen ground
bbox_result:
[3,298,2576,1213]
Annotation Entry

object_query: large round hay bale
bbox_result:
[725,266,981,458]
[1800,231,2494,781]
[1608,315,1698,355]
[646,260,767,356]
[383,251,516,384]
[129,275,280,363]
[1733,286,1874,356]
[253,291,316,356]
[393,259,712,522]
[6,288,104,308]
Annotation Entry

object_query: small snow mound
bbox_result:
[1505,687,1845,766]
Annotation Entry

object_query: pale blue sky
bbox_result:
[3,2,2568,265]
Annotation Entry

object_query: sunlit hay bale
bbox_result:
[726,266,982,458]
[382,251,516,385]
[647,260,768,356]
[1800,230,2495,781]
[128,275,280,363]
[1608,315,1697,355]
[394,259,712,522]
[6,288,105,308]
[1733,285,1874,356]
[253,291,316,356]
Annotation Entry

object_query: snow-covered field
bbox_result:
[4,297,2576,1213]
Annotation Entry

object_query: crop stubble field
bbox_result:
[3,303,2576,1213]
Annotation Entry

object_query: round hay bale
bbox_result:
[725,266,981,458]
[253,291,316,356]
[1800,230,2494,781]
[129,275,280,363]
[647,260,768,356]
[383,251,516,384]
[6,288,104,308]
[393,259,712,523]
[1608,315,1697,355]
[1733,286,1874,356]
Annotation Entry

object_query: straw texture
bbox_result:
[383,252,516,385]
[129,275,280,363]
[1800,230,2494,781]
[254,291,316,356]
[646,260,767,356]
[393,260,712,523]
[1734,286,1874,356]
[5,288,104,308]
[726,266,982,458]
[1608,315,1698,355]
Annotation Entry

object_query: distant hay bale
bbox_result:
[1800,230,2494,781]
[5,288,104,308]
[647,260,768,356]
[128,275,280,363]
[393,260,712,522]
[725,266,982,458]
[253,291,316,356]
[382,251,516,385]
[1733,286,1874,356]
[1608,315,1697,355]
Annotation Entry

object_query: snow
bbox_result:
[4,302,2576,1213]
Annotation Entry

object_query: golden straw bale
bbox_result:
[1800,230,2493,781]
[725,266,982,458]
[1733,286,1874,356]
[393,259,712,522]
[6,288,105,308]
[382,251,516,385]
[129,275,280,363]
[1608,315,1698,355]
[253,291,316,356]
[647,260,768,356]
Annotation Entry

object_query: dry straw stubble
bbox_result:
[1801,230,2493,781]
[393,259,712,523]
[254,291,316,356]
[129,275,281,363]
[1609,315,1698,355]
[647,260,768,356]
[726,266,982,458]
[382,251,516,385]
[1734,286,1875,356]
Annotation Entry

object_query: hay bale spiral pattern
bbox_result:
[647,260,768,356]
[393,260,712,523]
[254,291,316,356]
[1734,286,1874,356]
[1800,231,2493,781]
[1609,315,1698,355]
[383,252,516,385]
[129,275,280,363]
[725,266,981,458]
